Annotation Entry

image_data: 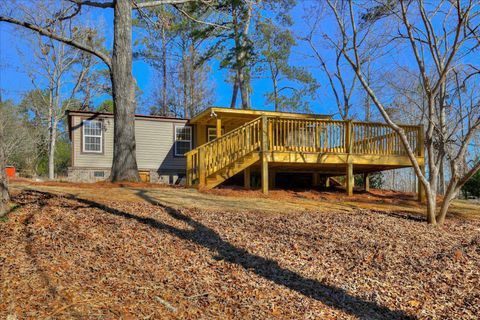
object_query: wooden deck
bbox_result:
[186,113,425,199]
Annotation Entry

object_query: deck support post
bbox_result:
[325,177,330,188]
[363,173,370,192]
[198,148,206,188]
[346,163,354,196]
[261,116,269,195]
[418,165,426,203]
[261,155,269,194]
[216,118,222,138]
[186,155,192,187]
[244,167,251,190]
[312,173,320,187]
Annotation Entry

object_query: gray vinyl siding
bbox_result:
[135,119,187,170]
[71,115,188,172]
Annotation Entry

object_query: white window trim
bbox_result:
[82,119,103,154]
[174,125,192,157]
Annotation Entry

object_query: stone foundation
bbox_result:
[67,167,186,185]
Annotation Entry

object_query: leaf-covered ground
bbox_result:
[1,188,479,319]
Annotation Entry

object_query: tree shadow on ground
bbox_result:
[55,188,414,320]
[15,190,84,319]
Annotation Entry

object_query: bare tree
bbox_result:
[0,103,11,217]
[17,15,92,180]
[303,12,357,120]
[325,0,480,224]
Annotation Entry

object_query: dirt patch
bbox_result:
[1,189,479,319]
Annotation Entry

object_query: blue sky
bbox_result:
[0,3,363,118]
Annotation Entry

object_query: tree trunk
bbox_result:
[273,77,279,111]
[439,158,445,195]
[110,0,139,182]
[48,119,57,180]
[232,3,250,110]
[189,44,196,113]
[182,44,188,117]
[161,22,168,116]
[437,179,459,224]
[230,73,239,108]
[0,131,9,217]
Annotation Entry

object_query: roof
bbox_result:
[189,107,332,125]
[65,109,189,121]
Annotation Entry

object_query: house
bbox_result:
[67,110,190,184]
[67,107,425,200]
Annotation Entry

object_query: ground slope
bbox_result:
[1,186,479,319]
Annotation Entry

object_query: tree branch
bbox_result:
[0,16,112,70]
[134,0,197,8]
[67,0,114,8]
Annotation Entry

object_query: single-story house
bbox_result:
[66,107,425,199]
[67,110,190,184]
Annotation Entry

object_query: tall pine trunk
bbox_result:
[0,129,9,217]
[161,23,167,116]
[182,45,188,117]
[110,0,139,182]
[232,4,250,110]
[230,74,239,108]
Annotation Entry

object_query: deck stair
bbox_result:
[328,177,345,187]
[185,117,263,189]
[205,152,260,189]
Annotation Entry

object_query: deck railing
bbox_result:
[268,118,422,156]
[351,122,420,156]
[186,116,423,186]
[268,118,347,153]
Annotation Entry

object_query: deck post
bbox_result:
[417,125,426,203]
[346,163,354,196]
[244,167,251,190]
[325,177,330,187]
[346,120,353,154]
[363,173,370,192]
[418,165,426,203]
[261,116,269,195]
[216,118,222,138]
[198,148,206,188]
[186,154,192,187]
[261,155,269,194]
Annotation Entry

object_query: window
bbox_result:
[175,126,192,156]
[207,127,225,142]
[93,171,105,178]
[83,120,103,153]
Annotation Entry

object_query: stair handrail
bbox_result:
[186,116,262,187]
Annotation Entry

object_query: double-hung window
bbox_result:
[207,127,225,142]
[83,120,103,153]
[175,125,192,156]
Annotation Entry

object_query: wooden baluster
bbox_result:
[276,119,279,150]
[280,120,283,149]
[293,120,296,151]
[326,123,329,152]
[292,120,295,151]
